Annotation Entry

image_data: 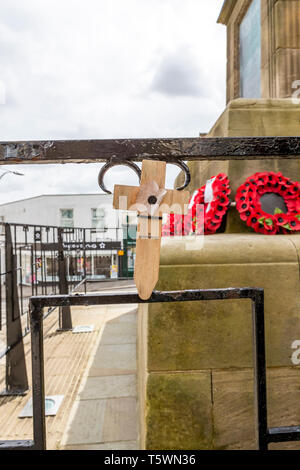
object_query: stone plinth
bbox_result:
[138,235,300,450]
[186,99,300,196]
[176,98,300,233]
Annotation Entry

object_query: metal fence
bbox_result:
[10,287,267,450]
[1,136,300,450]
[0,221,135,397]
[2,286,300,451]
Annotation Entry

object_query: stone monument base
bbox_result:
[138,234,300,450]
[176,98,300,233]
[137,98,300,450]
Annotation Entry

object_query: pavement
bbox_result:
[60,288,139,450]
[0,280,140,450]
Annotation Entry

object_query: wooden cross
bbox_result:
[113,160,190,300]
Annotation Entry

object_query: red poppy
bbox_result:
[246,212,264,234]
[162,173,231,236]
[236,171,300,235]
[283,215,300,231]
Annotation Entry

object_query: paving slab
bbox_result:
[61,399,107,445]
[77,375,136,400]
[101,397,138,443]
[89,343,137,377]
[110,311,138,323]
[100,322,137,345]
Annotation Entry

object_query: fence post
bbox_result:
[57,228,72,331]
[83,229,87,294]
[1,224,28,396]
[30,301,46,450]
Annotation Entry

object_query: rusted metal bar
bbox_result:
[29,287,260,309]
[1,137,300,165]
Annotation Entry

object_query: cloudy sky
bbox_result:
[0,0,226,204]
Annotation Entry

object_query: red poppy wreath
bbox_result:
[236,172,300,235]
[162,173,231,237]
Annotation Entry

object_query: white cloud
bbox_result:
[0,0,226,203]
[150,49,206,97]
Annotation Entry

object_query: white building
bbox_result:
[0,193,120,234]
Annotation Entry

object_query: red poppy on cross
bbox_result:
[113,160,190,299]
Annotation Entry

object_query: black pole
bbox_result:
[57,228,72,331]
[252,290,268,451]
[1,224,28,396]
[30,303,46,450]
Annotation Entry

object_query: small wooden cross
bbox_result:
[113,160,190,300]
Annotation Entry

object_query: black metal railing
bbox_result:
[0,287,265,450]
[23,287,300,451]
[1,136,300,450]
[0,221,135,396]
[0,222,130,303]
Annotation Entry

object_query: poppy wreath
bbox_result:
[235,171,300,235]
[162,173,231,236]
[161,212,193,237]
